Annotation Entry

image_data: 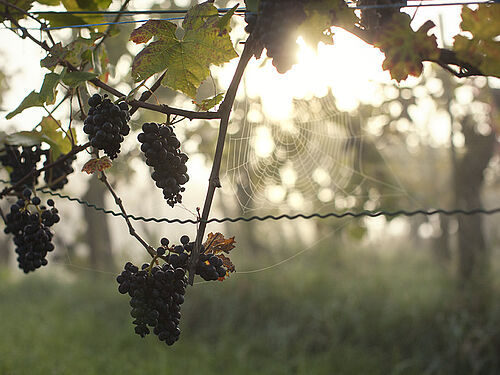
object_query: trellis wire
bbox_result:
[25,1,495,15]
[3,1,494,31]
[0,180,497,224]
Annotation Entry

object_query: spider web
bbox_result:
[221,93,414,214]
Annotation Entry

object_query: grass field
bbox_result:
[0,248,499,375]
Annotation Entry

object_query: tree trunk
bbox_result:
[455,116,496,283]
[83,176,114,270]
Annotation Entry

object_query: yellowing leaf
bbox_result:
[39,116,75,159]
[460,5,500,41]
[130,2,238,99]
[81,156,112,174]
[375,14,439,82]
[453,5,500,78]
[203,232,236,254]
[6,73,60,119]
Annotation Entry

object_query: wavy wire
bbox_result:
[0,179,498,224]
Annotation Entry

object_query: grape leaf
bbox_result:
[453,5,500,78]
[6,73,60,119]
[61,71,98,87]
[217,253,235,273]
[193,93,224,111]
[202,232,237,280]
[39,116,75,159]
[40,43,67,71]
[82,157,112,174]
[203,232,236,254]
[41,34,104,72]
[39,0,112,30]
[130,2,238,99]
[375,13,439,82]
[36,0,61,5]
[299,0,358,49]
[244,0,258,13]
[1,0,35,21]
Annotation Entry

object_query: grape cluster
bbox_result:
[83,94,130,159]
[117,262,186,346]
[160,235,227,281]
[117,235,230,345]
[245,0,307,73]
[137,123,189,207]
[0,145,43,188]
[43,152,76,190]
[4,188,59,273]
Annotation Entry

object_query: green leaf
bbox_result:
[40,0,112,30]
[1,0,35,21]
[130,2,238,99]
[375,14,439,82]
[453,5,500,78]
[6,73,60,119]
[5,131,43,147]
[66,34,104,66]
[37,0,61,5]
[244,0,259,13]
[194,93,224,111]
[40,13,90,29]
[218,4,238,31]
[41,43,68,71]
[61,71,98,87]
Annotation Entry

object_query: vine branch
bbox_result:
[188,35,257,285]
[130,71,167,116]
[99,171,156,258]
[342,23,485,79]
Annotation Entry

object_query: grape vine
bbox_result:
[0,0,498,348]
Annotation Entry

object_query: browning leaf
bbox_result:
[375,13,439,82]
[452,5,500,78]
[217,253,235,273]
[203,232,236,254]
[81,156,112,174]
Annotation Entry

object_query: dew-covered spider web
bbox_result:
[221,92,416,215]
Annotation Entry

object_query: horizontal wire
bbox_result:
[0,179,498,223]
[28,8,247,16]
[3,1,493,31]
[25,1,495,16]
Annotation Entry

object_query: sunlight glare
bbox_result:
[240,28,390,121]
